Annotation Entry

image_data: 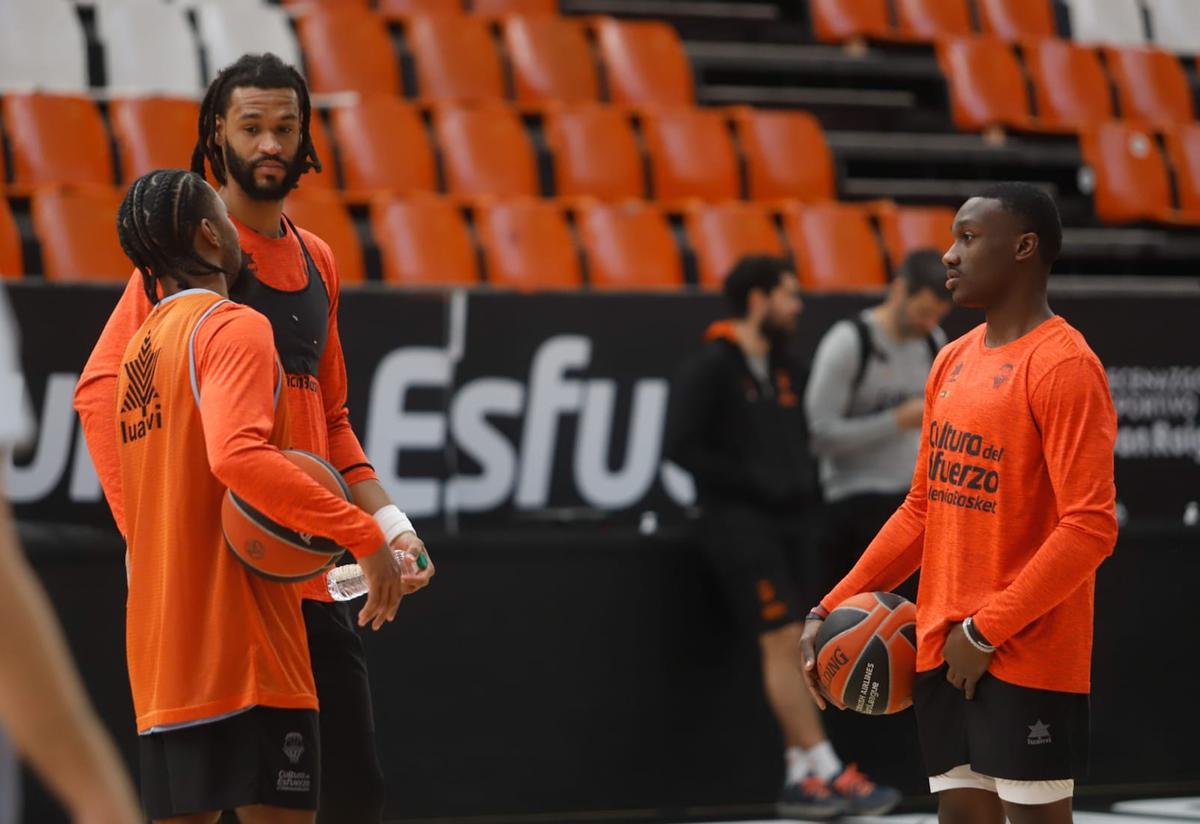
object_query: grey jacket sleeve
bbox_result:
[804,320,901,458]
[0,288,32,451]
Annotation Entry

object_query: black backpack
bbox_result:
[847,315,941,408]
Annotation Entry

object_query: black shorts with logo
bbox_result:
[139,706,320,819]
[913,665,1090,782]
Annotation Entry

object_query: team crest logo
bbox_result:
[283,732,305,765]
[948,362,964,382]
[119,334,164,444]
[994,364,1014,389]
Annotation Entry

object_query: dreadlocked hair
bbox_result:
[191,52,321,185]
[117,169,227,305]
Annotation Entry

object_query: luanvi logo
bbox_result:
[1027,720,1052,746]
[120,335,163,444]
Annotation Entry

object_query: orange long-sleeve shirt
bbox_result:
[821,316,1118,694]
[76,214,376,601]
[119,289,383,732]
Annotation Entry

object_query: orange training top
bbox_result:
[820,316,1118,694]
[76,214,375,602]
[118,289,384,733]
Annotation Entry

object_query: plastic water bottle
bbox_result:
[326,549,417,602]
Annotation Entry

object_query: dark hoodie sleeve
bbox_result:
[664,349,751,496]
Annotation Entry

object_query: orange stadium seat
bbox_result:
[283,190,366,284]
[577,200,683,289]
[331,96,437,198]
[810,0,891,42]
[544,105,643,200]
[1104,46,1195,128]
[1164,124,1200,216]
[370,195,480,286]
[685,201,783,288]
[594,18,693,107]
[0,199,22,278]
[296,8,403,96]
[476,198,582,290]
[281,0,371,7]
[109,97,200,181]
[305,113,339,192]
[977,0,1057,41]
[642,107,740,202]
[733,108,835,202]
[1079,122,1172,223]
[472,0,558,14]
[435,107,538,199]
[2,94,114,189]
[783,203,887,292]
[1024,39,1113,131]
[379,0,461,16]
[504,16,599,105]
[877,205,957,268]
[32,186,130,282]
[406,15,505,104]
[936,38,1031,132]
[896,0,973,40]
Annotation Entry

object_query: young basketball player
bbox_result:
[75,54,427,821]
[114,169,406,823]
[800,183,1118,824]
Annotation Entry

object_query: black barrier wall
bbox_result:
[7,284,1200,820]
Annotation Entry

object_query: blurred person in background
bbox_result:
[665,256,900,820]
[0,287,141,824]
[805,249,953,597]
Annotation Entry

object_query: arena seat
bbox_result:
[406,15,505,104]
[2,94,114,189]
[32,186,131,282]
[976,0,1057,41]
[876,205,957,268]
[331,96,437,198]
[783,203,887,292]
[1143,0,1200,55]
[641,107,740,202]
[685,201,784,288]
[96,2,202,95]
[544,105,644,200]
[195,3,302,81]
[577,201,683,290]
[0,0,87,92]
[1104,46,1195,128]
[476,198,582,290]
[732,108,835,202]
[297,8,403,96]
[1024,39,1113,131]
[1163,124,1200,216]
[504,16,599,105]
[472,0,558,14]
[435,106,539,199]
[283,190,366,285]
[936,38,1031,132]
[594,18,693,107]
[0,199,22,278]
[1064,0,1147,46]
[896,0,973,40]
[379,0,461,16]
[1079,122,1172,223]
[110,97,201,181]
[370,195,480,286]
[809,0,891,43]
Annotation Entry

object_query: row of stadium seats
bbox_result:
[0,187,957,290]
[4,91,1198,226]
[814,0,1200,54]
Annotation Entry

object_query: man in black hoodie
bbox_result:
[666,257,898,820]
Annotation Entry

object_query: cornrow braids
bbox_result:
[116,169,227,305]
[191,52,322,186]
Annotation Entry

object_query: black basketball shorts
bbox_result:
[139,706,320,819]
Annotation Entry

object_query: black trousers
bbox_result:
[820,491,915,602]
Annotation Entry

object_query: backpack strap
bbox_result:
[926,331,942,363]
[849,315,877,407]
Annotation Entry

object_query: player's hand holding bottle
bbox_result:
[357,543,405,630]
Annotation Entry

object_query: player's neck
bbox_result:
[983,287,1053,348]
[732,318,770,357]
[160,275,229,300]
[220,185,285,239]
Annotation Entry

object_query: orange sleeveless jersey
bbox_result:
[821,316,1118,694]
[77,217,376,603]
[118,289,383,733]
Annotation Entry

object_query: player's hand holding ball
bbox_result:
[357,544,406,630]
[944,620,994,700]
[798,613,832,711]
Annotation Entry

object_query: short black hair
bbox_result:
[192,53,321,186]
[722,256,794,316]
[978,182,1062,266]
[898,249,951,301]
[117,169,224,305]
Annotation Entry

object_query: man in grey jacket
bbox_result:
[804,250,953,595]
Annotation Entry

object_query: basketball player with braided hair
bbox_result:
[114,169,406,823]
[76,54,429,821]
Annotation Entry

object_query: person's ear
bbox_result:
[1015,232,1039,263]
[215,116,226,149]
[197,218,221,251]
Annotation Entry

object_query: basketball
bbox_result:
[221,449,349,582]
[814,591,917,716]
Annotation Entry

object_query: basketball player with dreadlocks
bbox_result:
[114,169,406,823]
[75,54,428,821]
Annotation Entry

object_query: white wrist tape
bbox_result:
[373,504,415,543]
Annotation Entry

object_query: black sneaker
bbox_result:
[776,774,849,820]
[829,763,902,816]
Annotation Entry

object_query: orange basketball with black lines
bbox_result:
[814,591,917,715]
[221,449,348,582]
